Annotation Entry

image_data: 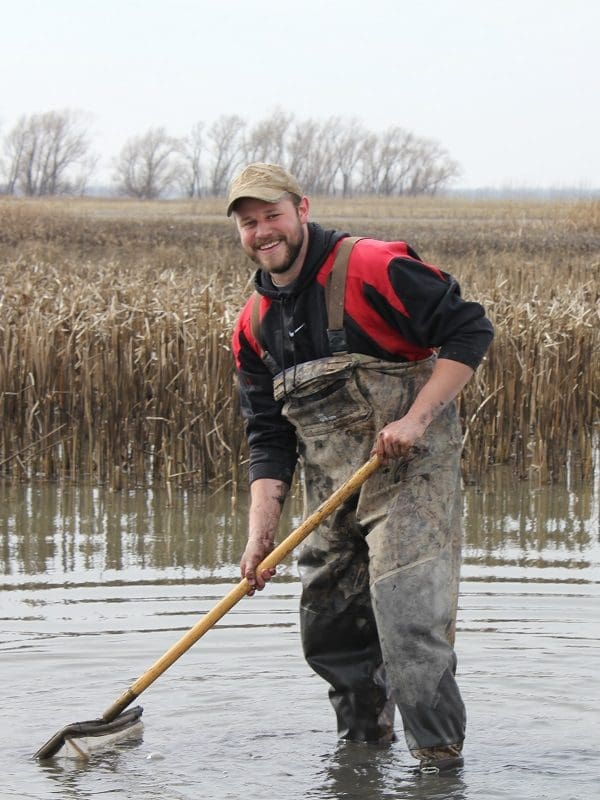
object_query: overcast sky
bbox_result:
[1,0,598,189]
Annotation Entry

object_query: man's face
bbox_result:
[233,196,309,283]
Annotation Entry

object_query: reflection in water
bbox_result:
[0,468,598,584]
[0,483,253,583]
[1,469,598,800]
[310,741,468,800]
[39,736,146,800]
[462,468,599,582]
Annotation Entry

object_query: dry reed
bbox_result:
[0,196,598,489]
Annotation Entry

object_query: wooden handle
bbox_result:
[103,454,381,721]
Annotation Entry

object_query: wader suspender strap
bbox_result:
[326,236,362,354]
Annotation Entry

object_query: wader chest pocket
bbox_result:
[282,376,372,438]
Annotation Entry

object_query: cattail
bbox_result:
[0,196,597,488]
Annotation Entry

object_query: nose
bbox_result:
[254,217,275,240]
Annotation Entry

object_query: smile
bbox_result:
[257,240,282,251]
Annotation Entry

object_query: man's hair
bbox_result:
[285,191,302,209]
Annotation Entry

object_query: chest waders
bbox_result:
[273,354,465,755]
[259,238,465,757]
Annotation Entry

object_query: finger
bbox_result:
[372,442,388,464]
[261,567,276,580]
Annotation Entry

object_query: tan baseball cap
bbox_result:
[226,162,303,216]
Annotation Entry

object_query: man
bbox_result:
[228,162,493,774]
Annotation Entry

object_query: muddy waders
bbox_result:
[273,354,466,759]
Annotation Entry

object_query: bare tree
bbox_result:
[358,126,416,195]
[0,109,95,195]
[287,118,338,194]
[406,139,461,195]
[113,127,183,199]
[177,121,205,198]
[0,108,460,198]
[243,108,293,165]
[1,121,27,194]
[327,116,368,196]
[357,126,458,196]
[206,114,246,196]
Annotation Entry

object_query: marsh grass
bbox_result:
[0,196,598,489]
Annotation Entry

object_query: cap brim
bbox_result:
[226,189,287,217]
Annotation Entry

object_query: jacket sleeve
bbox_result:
[387,256,494,369]
[232,315,298,486]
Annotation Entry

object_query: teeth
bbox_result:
[259,241,280,250]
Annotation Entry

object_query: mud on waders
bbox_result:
[252,237,467,758]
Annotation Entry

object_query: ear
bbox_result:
[297,196,310,224]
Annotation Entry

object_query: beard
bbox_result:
[249,221,305,277]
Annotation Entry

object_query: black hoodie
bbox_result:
[232,222,494,485]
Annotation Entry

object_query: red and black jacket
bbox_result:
[232,222,494,485]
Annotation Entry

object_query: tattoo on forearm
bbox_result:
[272,485,288,508]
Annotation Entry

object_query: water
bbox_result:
[1,470,598,800]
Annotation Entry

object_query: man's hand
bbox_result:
[241,477,288,595]
[371,358,474,461]
[373,415,428,461]
[240,535,276,595]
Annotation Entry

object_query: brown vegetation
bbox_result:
[0,196,598,489]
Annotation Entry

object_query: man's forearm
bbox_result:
[404,358,474,428]
[374,358,474,460]
[241,478,289,592]
[249,478,289,545]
